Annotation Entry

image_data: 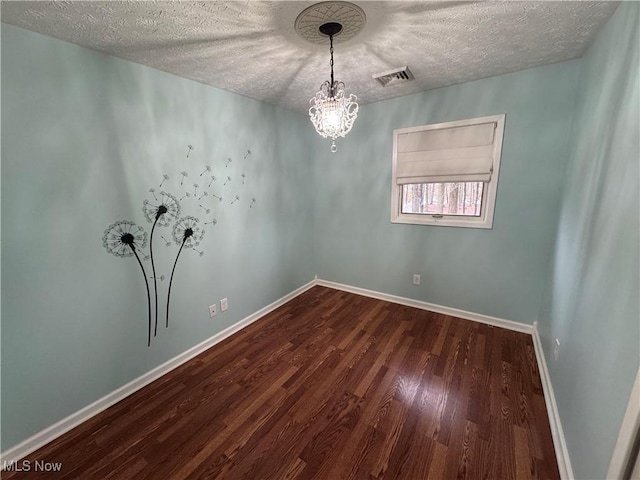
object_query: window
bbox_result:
[391,114,505,228]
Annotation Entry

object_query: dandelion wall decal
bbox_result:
[231,195,240,205]
[193,248,205,257]
[225,157,232,168]
[180,192,191,201]
[149,188,158,201]
[241,174,246,184]
[142,192,181,337]
[186,145,193,158]
[211,194,223,202]
[193,184,199,195]
[180,171,188,185]
[208,175,217,188]
[160,235,172,247]
[205,218,218,225]
[199,165,211,176]
[150,275,166,282]
[199,205,211,214]
[250,198,257,209]
[244,149,251,159]
[198,191,208,201]
[224,176,231,186]
[102,220,152,346]
[159,174,169,187]
[167,216,205,327]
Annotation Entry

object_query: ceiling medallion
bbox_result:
[295,1,366,45]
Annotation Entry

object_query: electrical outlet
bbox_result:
[209,304,217,318]
[220,298,228,312]
[554,338,561,361]
[413,274,421,286]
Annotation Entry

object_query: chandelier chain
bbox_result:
[329,34,335,88]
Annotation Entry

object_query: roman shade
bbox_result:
[395,121,498,184]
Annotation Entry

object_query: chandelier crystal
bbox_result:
[308,22,358,153]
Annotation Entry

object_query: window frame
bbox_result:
[390,114,505,229]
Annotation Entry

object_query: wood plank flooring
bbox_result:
[3,286,559,479]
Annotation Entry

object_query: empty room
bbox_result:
[1,1,638,479]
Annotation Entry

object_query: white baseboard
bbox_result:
[532,321,574,479]
[0,279,317,465]
[316,278,533,334]
[607,367,640,479]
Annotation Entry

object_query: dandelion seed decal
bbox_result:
[180,171,188,185]
[102,221,152,346]
[193,184,199,195]
[244,149,251,159]
[150,275,166,282]
[231,195,240,205]
[199,204,211,214]
[250,198,256,209]
[180,192,191,201]
[224,176,231,186]
[199,165,211,176]
[225,157,232,168]
[208,175,217,187]
[241,174,246,184]
[149,188,158,201]
[211,194,223,202]
[198,191,208,201]
[142,192,181,337]
[205,218,218,225]
[159,174,169,187]
[186,145,193,158]
[193,248,205,257]
[167,217,205,327]
[160,235,172,247]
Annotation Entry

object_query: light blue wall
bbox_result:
[537,3,639,478]
[314,61,579,324]
[0,24,315,450]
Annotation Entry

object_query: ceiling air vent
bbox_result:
[373,66,415,87]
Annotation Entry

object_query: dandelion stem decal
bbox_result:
[208,175,217,187]
[199,165,211,176]
[102,221,151,346]
[143,192,181,337]
[167,216,204,328]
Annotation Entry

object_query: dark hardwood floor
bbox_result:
[3,286,559,479]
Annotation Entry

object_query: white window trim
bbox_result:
[390,114,505,229]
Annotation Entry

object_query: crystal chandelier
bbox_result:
[309,22,359,153]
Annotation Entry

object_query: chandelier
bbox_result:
[309,22,359,153]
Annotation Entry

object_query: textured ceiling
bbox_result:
[1,1,618,114]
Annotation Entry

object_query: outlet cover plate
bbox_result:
[209,304,217,317]
[413,274,421,286]
[220,298,228,312]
